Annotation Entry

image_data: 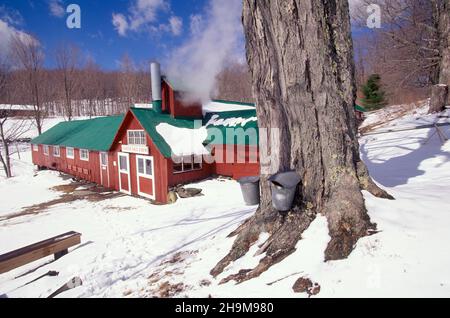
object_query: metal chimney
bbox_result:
[151,62,162,113]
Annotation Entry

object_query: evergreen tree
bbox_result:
[361,74,387,111]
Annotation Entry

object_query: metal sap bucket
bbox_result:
[238,176,260,206]
[269,171,301,211]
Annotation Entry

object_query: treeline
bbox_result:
[0,35,253,128]
[353,0,449,107]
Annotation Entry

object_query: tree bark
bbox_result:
[429,0,450,114]
[211,0,393,283]
[429,84,449,113]
[438,0,450,90]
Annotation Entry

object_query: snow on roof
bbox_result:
[133,103,153,109]
[203,100,256,114]
[0,104,34,111]
[156,123,209,157]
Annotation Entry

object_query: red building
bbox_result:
[31,63,259,203]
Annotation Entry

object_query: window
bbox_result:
[173,155,202,174]
[32,144,39,152]
[127,130,146,145]
[80,149,89,161]
[43,145,49,156]
[66,147,74,159]
[53,146,60,157]
[100,152,108,166]
[119,155,128,171]
[137,157,153,177]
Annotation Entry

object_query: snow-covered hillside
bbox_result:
[0,102,450,298]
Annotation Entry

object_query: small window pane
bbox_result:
[183,156,193,171]
[101,153,107,165]
[138,158,144,174]
[145,159,152,176]
[193,155,202,170]
[173,156,183,173]
[119,156,128,171]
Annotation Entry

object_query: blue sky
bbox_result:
[0,0,236,70]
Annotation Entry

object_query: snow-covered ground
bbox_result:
[1,102,450,298]
[3,116,97,140]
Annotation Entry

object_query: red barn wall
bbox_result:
[31,144,103,185]
[110,112,169,203]
[211,144,260,179]
[161,81,203,119]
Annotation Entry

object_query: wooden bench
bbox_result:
[0,231,81,274]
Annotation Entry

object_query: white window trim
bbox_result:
[32,144,39,152]
[80,149,89,161]
[66,147,75,159]
[43,145,49,156]
[53,146,60,157]
[127,130,146,146]
[173,155,203,174]
[100,152,108,166]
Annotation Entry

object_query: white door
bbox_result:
[118,152,131,194]
[100,152,110,188]
[136,155,155,200]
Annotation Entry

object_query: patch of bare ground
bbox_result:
[1,178,125,221]
[139,250,200,297]
[292,277,321,297]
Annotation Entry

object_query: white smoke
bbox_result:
[165,0,244,104]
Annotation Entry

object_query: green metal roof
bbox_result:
[130,108,200,158]
[211,99,256,107]
[30,115,124,151]
[355,104,367,112]
[203,109,259,146]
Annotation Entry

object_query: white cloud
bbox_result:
[0,19,35,58]
[169,16,182,36]
[112,0,171,36]
[112,13,129,37]
[0,5,24,26]
[49,0,65,18]
[166,0,244,103]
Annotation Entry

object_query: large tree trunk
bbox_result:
[438,0,450,90]
[430,0,450,113]
[429,84,449,113]
[211,0,393,283]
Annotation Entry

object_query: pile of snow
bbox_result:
[156,123,209,156]
[203,100,255,114]
[0,104,34,111]
[3,116,97,140]
[133,103,153,109]
[361,99,450,133]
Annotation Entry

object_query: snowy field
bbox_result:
[1,104,450,298]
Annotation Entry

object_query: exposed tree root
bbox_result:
[212,207,316,283]
[211,170,394,283]
[356,161,395,200]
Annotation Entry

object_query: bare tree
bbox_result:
[353,0,449,110]
[10,34,45,135]
[55,43,82,121]
[118,54,139,111]
[215,62,253,102]
[211,0,393,284]
[0,59,31,177]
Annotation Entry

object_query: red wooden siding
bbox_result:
[161,81,203,119]
[110,112,169,203]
